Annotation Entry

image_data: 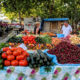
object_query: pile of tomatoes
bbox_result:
[22,30,30,34]
[22,35,36,44]
[2,47,29,66]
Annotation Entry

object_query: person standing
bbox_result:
[34,22,40,34]
[61,22,72,37]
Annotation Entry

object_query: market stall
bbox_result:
[0,32,80,80]
[43,18,69,33]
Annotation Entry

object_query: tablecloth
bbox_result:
[0,50,80,80]
[0,66,80,80]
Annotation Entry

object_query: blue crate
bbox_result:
[57,34,64,38]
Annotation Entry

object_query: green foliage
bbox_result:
[35,37,44,44]
[1,0,80,26]
[60,0,80,25]
[0,43,9,50]
[42,35,52,44]
[7,36,23,43]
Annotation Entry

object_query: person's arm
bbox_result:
[36,27,39,34]
[60,26,64,34]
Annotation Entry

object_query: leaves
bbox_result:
[0,0,80,26]
[18,72,24,77]
[44,66,52,73]
[9,67,15,72]
[53,67,61,78]
[62,72,69,80]
[41,77,46,80]
[56,67,62,72]
[42,35,52,44]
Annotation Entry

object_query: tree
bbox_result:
[2,0,33,24]
[60,0,80,29]
[1,0,80,29]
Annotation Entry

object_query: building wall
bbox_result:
[24,18,34,31]
[57,21,64,32]
[43,21,64,33]
[43,21,50,32]
[50,21,58,32]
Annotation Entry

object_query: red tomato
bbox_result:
[16,55,25,60]
[7,55,15,61]
[11,47,17,52]
[3,47,10,52]
[6,50,12,55]
[4,60,10,66]
[19,60,28,66]
[16,56,21,60]
[26,53,29,57]
[13,51,20,56]
[2,53,7,59]
[11,60,18,66]
[17,47,23,51]
[16,50,22,54]
[22,51,29,57]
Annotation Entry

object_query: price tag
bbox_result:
[18,43,27,50]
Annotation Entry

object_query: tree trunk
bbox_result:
[49,0,54,17]
[19,12,21,26]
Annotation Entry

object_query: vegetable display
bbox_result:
[70,35,80,44]
[35,35,52,44]
[0,50,4,69]
[16,34,24,37]
[35,37,44,44]
[42,35,52,44]
[2,47,29,66]
[7,37,23,43]
[27,50,53,68]
[27,44,54,50]
[40,32,56,37]
[60,35,71,43]
[52,38,61,46]
[48,41,80,64]
[21,30,30,34]
[22,35,36,44]
[0,43,9,50]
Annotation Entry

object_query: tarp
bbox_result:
[44,18,69,21]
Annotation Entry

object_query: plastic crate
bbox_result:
[57,34,64,38]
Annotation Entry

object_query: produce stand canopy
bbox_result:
[44,18,69,21]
